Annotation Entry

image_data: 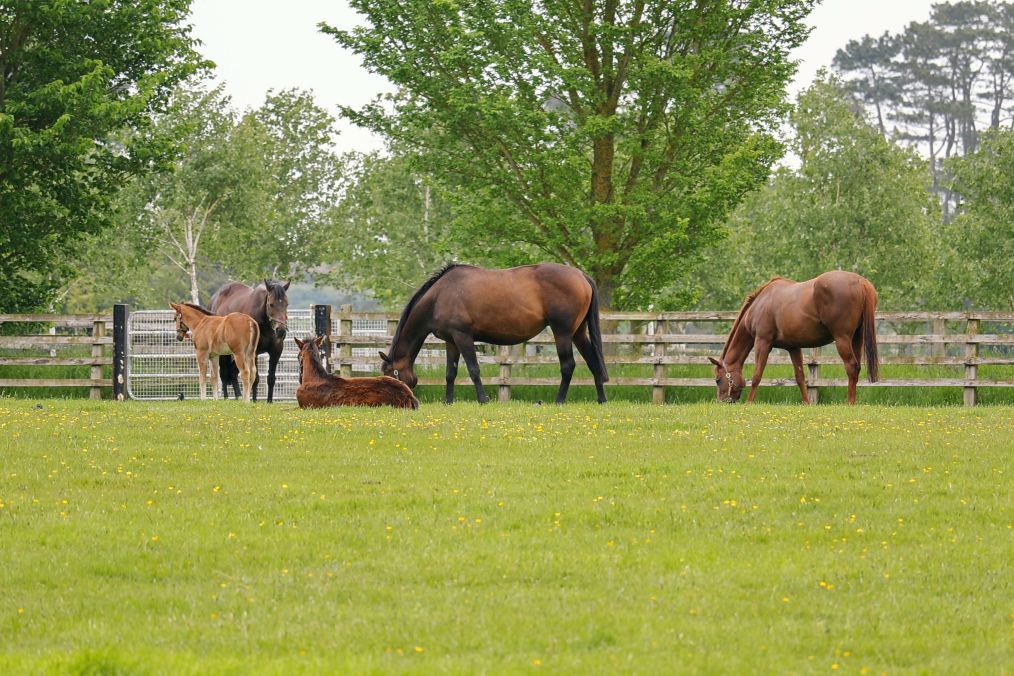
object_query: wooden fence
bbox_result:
[0,306,129,399]
[325,308,1014,406]
[1,306,1012,405]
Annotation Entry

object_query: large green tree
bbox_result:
[0,0,205,312]
[944,129,1014,310]
[324,0,815,308]
[693,75,943,309]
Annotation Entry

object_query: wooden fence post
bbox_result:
[112,304,129,401]
[338,304,353,377]
[498,344,512,402]
[652,318,665,405]
[932,318,947,360]
[313,304,333,372]
[90,319,105,399]
[807,348,820,404]
[964,317,979,407]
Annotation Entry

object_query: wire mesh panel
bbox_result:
[334,317,390,372]
[127,309,312,400]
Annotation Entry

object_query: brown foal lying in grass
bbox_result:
[295,336,419,410]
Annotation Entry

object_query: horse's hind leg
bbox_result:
[236,352,255,403]
[444,341,461,404]
[552,328,577,404]
[834,335,861,404]
[573,325,606,404]
[452,332,487,403]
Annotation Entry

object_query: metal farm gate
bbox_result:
[126,309,393,400]
[127,309,313,400]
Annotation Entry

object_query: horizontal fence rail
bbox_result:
[3,306,1013,405]
[0,313,118,399]
[325,308,1014,406]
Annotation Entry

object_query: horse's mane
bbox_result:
[721,277,791,359]
[389,263,468,350]
[181,302,214,315]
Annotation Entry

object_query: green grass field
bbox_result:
[2,399,1012,673]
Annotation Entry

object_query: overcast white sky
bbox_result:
[189,0,939,154]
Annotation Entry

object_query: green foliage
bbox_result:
[944,129,1014,310]
[0,0,206,312]
[322,152,464,308]
[66,83,345,309]
[323,0,816,307]
[694,75,944,309]
[2,400,1014,671]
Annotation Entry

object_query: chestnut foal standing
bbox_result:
[171,302,260,402]
[295,336,419,410]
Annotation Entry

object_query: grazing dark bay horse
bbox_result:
[170,302,259,402]
[295,336,419,410]
[380,263,609,404]
[710,271,879,405]
[209,279,289,403]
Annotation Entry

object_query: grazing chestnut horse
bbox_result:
[295,336,419,410]
[170,302,260,402]
[209,279,289,403]
[709,271,880,404]
[380,263,609,404]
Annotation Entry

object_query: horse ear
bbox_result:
[294,337,304,348]
[379,351,390,363]
[263,278,271,290]
[708,357,723,368]
[169,302,179,311]
[314,335,324,347]
[283,281,290,291]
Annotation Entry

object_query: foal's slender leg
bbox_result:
[788,347,810,404]
[573,325,606,404]
[834,335,861,404]
[747,339,773,403]
[452,332,487,403]
[444,341,461,404]
[211,357,221,400]
[552,328,577,404]
[197,351,209,400]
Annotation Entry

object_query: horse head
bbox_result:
[263,279,290,340]
[379,351,418,389]
[295,335,325,384]
[708,357,744,403]
[169,303,190,342]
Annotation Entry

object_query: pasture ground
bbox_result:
[1,399,1012,673]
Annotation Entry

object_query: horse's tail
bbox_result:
[861,280,879,383]
[583,274,609,383]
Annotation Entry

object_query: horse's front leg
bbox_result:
[788,347,811,404]
[452,332,487,403]
[265,346,282,403]
[196,352,209,400]
[747,339,773,403]
[444,341,461,404]
[211,357,221,400]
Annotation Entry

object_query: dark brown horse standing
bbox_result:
[380,263,609,404]
[710,271,879,404]
[209,279,289,402]
[295,336,419,409]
